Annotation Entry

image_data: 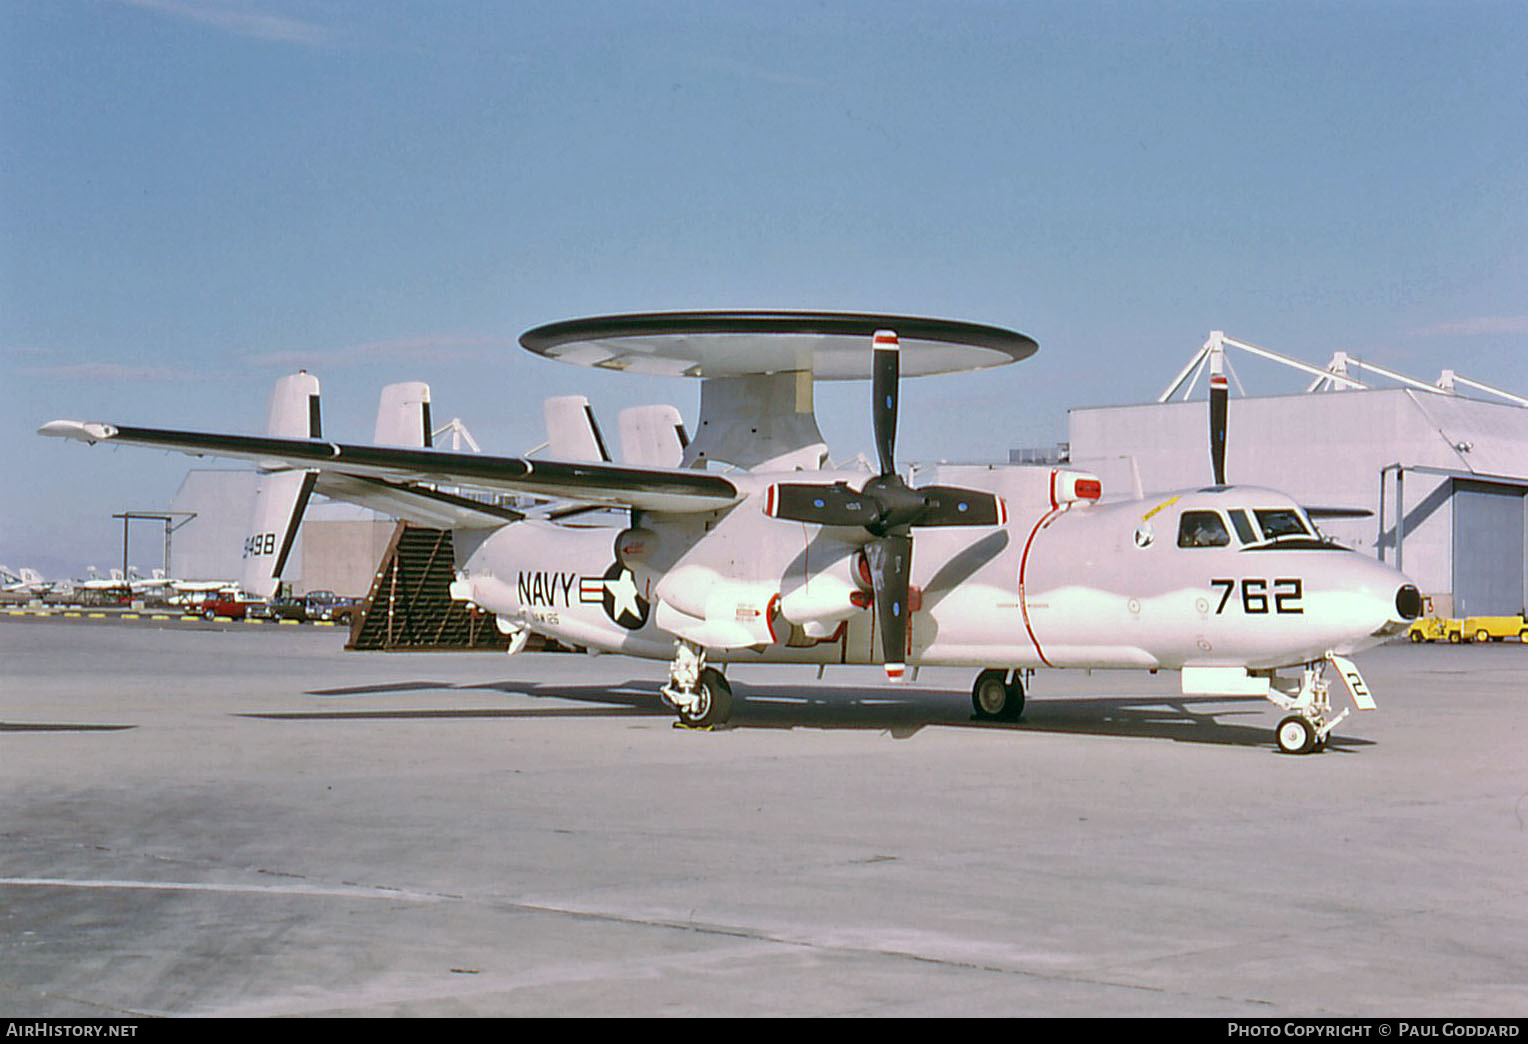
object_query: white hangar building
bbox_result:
[1066,333,1528,620]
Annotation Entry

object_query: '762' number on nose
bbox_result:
[1211,577,1303,615]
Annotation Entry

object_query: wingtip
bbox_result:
[37,420,117,444]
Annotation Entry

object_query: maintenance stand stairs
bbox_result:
[347,524,509,651]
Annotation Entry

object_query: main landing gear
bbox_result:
[971,668,1025,722]
[661,640,733,729]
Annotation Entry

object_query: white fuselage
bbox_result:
[452,466,1416,677]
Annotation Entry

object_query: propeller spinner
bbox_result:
[766,330,1006,680]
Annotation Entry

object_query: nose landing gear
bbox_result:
[1275,714,1320,755]
[1268,654,1375,754]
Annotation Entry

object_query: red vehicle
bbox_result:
[199,593,264,620]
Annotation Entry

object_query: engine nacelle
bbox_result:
[653,563,779,648]
[777,549,873,635]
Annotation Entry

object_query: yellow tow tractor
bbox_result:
[1462,615,1528,643]
[1407,616,1463,644]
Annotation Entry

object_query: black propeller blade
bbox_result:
[873,329,900,476]
[1208,347,1228,485]
[1209,373,1228,485]
[764,330,1006,680]
[767,482,880,528]
[864,532,912,681]
[769,478,1004,530]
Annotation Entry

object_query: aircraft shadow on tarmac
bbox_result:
[265,678,1373,752]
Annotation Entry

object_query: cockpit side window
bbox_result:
[1254,509,1312,540]
[1228,509,1258,544]
[1177,510,1231,548]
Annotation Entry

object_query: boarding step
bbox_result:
[347,524,507,651]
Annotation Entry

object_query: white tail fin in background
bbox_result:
[618,404,689,468]
[374,381,432,447]
[543,395,611,462]
[242,372,321,598]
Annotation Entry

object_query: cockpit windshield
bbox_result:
[1175,505,1326,550]
[1177,510,1231,548]
[1228,509,1258,544]
[1254,508,1313,540]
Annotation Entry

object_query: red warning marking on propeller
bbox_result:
[873,330,899,350]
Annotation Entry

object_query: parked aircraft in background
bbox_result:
[1,565,58,600]
[40,312,1420,753]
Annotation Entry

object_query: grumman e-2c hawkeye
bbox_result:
[40,312,1421,753]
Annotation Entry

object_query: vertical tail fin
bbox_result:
[374,381,433,447]
[241,372,321,598]
[543,395,611,462]
[617,404,689,468]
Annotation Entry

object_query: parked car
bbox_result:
[267,590,359,625]
[199,592,265,620]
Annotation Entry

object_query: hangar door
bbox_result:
[1452,480,1528,617]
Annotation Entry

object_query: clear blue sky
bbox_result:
[4,0,1525,577]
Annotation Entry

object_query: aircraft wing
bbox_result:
[38,421,743,514]
[312,473,527,530]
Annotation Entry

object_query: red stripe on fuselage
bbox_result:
[1018,506,1062,668]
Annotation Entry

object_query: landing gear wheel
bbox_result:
[971,669,1024,722]
[1276,715,1317,755]
[676,667,733,729]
